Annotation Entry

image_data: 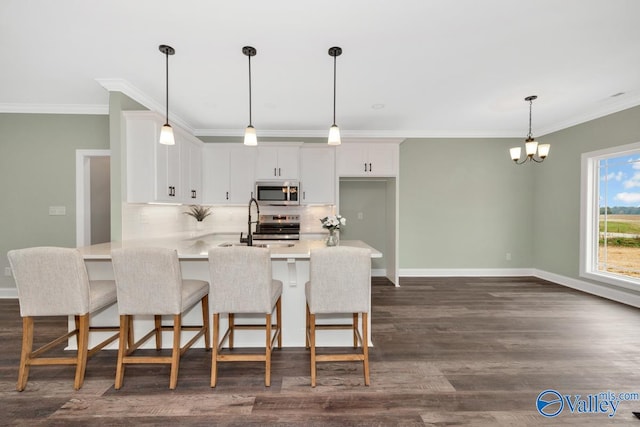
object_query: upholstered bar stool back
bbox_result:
[305,246,371,387]
[8,247,119,391]
[208,246,282,387]
[111,247,210,389]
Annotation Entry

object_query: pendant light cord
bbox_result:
[332,53,337,126]
[248,53,253,127]
[527,98,533,139]
[165,50,169,126]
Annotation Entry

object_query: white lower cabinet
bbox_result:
[202,144,256,205]
[300,145,335,204]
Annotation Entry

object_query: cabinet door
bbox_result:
[275,147,300,179]
[181,140,202,204]
[125,116,157,203]
[255,147,279,179]
[300,146,335,204]
[366,144,397,176]
[202,145,231,204]
[336,144,367,176]
[255,146,299,179]
[155,141,181,202]
[228,146,256,203]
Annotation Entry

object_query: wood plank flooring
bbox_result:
[2,276,640,425]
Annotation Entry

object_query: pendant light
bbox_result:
[328,46,342,145]
[509,95,550,164]
[158,44,175,145]
[243,46,257,146]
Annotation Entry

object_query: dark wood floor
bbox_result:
[2,276,640,426]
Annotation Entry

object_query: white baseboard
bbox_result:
[371,268,387,277]
[533,269,640,309]
[400,268,535,277]
[0,286,18,299]
[399,267,640,309]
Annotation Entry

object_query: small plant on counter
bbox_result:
[320,214,346,231]
[184,205,212,222]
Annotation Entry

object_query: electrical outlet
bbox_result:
[48,206,66,216]
[357,212,364,220]
[4,267,11,277]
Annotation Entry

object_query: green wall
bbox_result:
[0,113,109,287]
[533,105,640,279]
[399,137,533,269]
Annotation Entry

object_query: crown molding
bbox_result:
[0,103,108,115]
[193,127,521,139]
[95,78,194,134]
[537,93,640,136]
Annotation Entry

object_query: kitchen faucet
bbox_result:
[240,197,260,246]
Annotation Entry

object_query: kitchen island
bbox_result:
[77,234,381,348]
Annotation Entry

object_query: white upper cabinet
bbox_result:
[202,144,256,205]
[255,146,300,180]
[300,145,335,205]
[124,111,203,204]
[336,143,398,177]
[180,135,202,204]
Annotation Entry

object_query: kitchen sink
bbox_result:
[218,242,296,248]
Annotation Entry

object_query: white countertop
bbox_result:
[77,233,382,260]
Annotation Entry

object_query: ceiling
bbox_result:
[2,0,640,139]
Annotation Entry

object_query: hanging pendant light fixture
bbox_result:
[158,44,176,145]
[509,95,550,164]
[328,46,342,146]
[243,46,258,146]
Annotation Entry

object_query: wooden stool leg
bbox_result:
[211,313,219,387]
[228,313,234,350]
[353,313,358,348]
[16,317,34,392]
[362,312,370,386]
[154,315,162,350]
[127,315,134,349]
[115,315,128,390]
[169,314,181,389]
[276,297,282,348]
[305,304,310,349]
[74,314,90,390]
[201,295,211,350]
[265,313,272,387]
[310,313,317,387]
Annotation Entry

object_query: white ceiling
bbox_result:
[2,0,640,139]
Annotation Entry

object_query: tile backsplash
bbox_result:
[122,203,335,240]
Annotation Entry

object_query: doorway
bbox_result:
[76,150,111,247]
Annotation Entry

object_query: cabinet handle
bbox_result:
[278,167,281,176]
[274,167,277,176]
[226,191,229,200]
[364,163,367,172]
[369,162,372,172]
[303,191,306,200]
[191,190,196,199]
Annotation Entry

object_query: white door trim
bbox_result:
[76,149,110,247]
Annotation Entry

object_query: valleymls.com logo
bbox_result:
[536,389,639,418]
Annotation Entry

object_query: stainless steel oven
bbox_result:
[255,180,299,205]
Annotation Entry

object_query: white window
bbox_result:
[581,142,640,289]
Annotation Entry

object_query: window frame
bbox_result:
[580,141,640,290]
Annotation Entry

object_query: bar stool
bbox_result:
[305,246,371,387]
[7,247,119,391]
[208,246,282,387]
[111,247,210,390]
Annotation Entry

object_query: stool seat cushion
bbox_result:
[89,280,118,313]
[182,279,210,312]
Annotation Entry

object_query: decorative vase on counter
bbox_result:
[195,221,204,231]
[326,229,339,247]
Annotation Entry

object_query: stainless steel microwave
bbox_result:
[255,180,299,205]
